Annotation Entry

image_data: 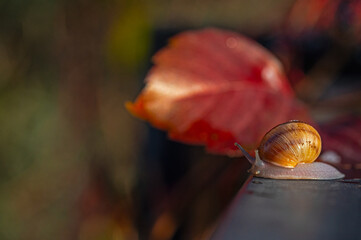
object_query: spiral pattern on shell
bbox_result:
[257,121,321,168]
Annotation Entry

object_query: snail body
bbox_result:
[235,121,344,180]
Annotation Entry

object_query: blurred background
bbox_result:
[1,0,361,239]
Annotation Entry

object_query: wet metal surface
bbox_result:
[211,178,361,240]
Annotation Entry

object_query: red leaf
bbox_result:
[126,28,312,155]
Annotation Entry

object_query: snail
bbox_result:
[234,120,345,180]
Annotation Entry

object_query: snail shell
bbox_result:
[235,121,345,180]
[258,121,321,168]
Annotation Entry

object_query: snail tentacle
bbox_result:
[234,142,255,164]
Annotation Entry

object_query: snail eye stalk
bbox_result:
[234,142,255,164]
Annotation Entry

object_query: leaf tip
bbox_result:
[125,100,145,119]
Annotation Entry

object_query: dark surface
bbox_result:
[211,177,361,240]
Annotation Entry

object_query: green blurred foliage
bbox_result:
[106,3,151,70]
[0,79,88,240]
